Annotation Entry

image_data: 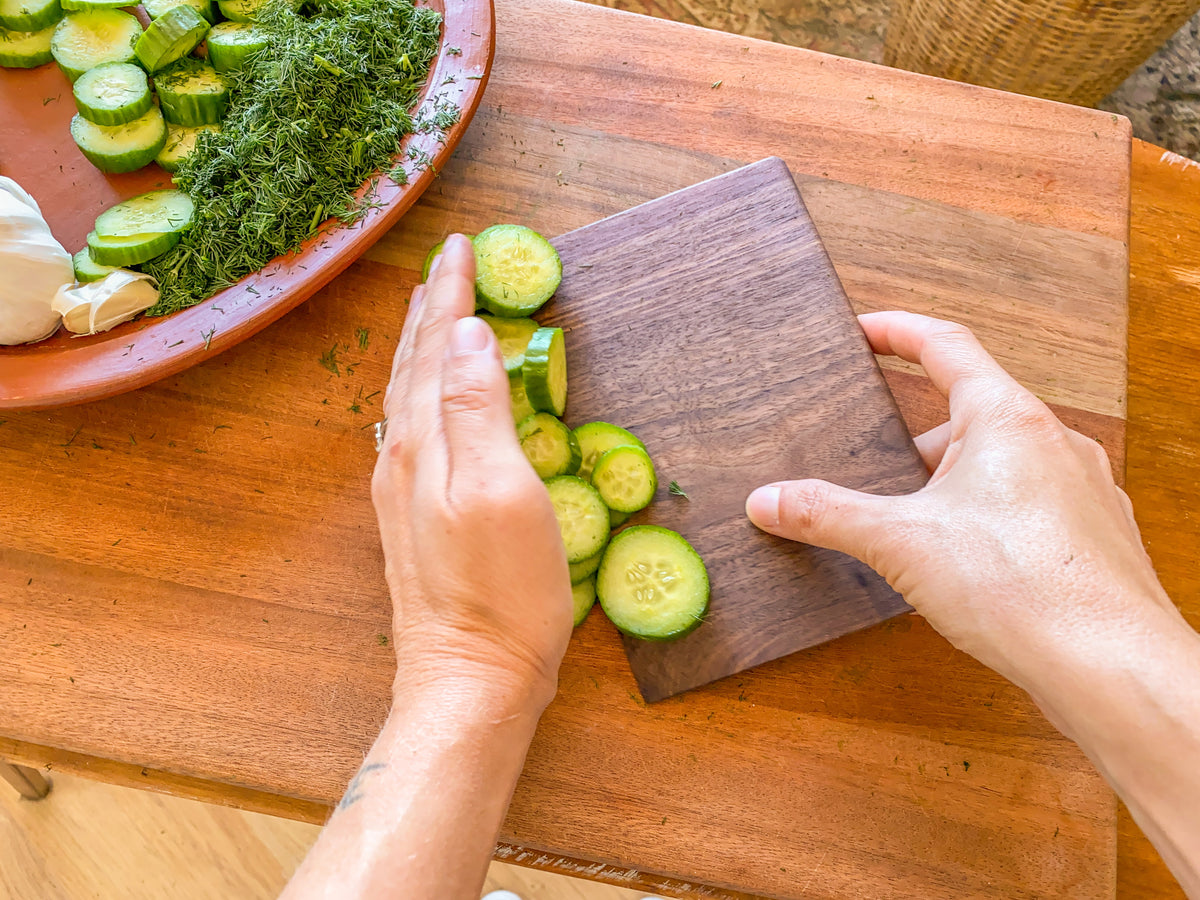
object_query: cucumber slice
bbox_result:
[421,234,475,281]
[0,0,61,32]
[204,20,265,73]
[591,445,657,513]
[154,57,228,125]
[479,313,538,375]
[95,188,194,238]
[597,526,709,642]
[51,9,139,81]
[0,19,54,66]
[522,326,566,415]
[609,508,630,529]
[568,549,602,585]
[517,412,581,479]
[86,228,179,266]
[142,0,213,23]
[571,577,596,627]
[61,0,133,10]
[215,0,262,22]
[70,105,166,172]
[572,421,645,482]
[73,61,151,125]
[545,476,609,564]
[133,3,207,71]
[72,247,119,282]
[155,121,217,172]
[472,224,562,317]
[509,370,535,425]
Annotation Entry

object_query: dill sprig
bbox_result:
[143,0,451,315]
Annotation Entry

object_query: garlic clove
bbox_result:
[51,270,159,336]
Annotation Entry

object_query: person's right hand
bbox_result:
[745,311,1181,698]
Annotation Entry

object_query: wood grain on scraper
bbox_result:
[544,157,929,701]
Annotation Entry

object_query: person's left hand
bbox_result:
[372,234,572,712]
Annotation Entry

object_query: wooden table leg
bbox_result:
[0,761,51,800]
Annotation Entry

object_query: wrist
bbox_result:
[391,647,558,722]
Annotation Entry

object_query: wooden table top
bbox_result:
[2,0,1193,897]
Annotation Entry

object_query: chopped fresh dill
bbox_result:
[319,344,342,375]
[142,0,445,315]
[355,326,370,350]
[711,79,722,88]
[669,480,689,499]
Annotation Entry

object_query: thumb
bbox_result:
[746,479,897,561]
[440,316,522,471]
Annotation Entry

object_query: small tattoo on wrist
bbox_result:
[336,762,386,811]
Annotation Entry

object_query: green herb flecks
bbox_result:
[143,0,445,315]
[669,480,689,499]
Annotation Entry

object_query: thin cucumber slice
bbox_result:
[609,508,630,529]
[473,224,562,316]
[421,234,475,281]
[216,0,262,22]
[61,0,132,10]
[572,577,596,627]
[134,3,207,71]
[70,105,166,173]
[95,189,194,238]
[51,9,139,80]
[87,229,180,266]
[522,326,566,415]
[204,20,265,73]
[73,62,151,125]
[143,0,213,22]
[155,121,217,172]
[591,445,657,513]
[0,20,54,66]
[479,313,538,375]
[568,549,602,585]
[597,526,709,642]
[572,421,645,482]
[72,247,119,282]
[0,0,60,32]
[517,412,581,479]
[545,476,609,564]
[154,57,228,125]
[509,371,535,425]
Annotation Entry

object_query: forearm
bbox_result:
[1024,601,1200,897]
[281,679,544,900]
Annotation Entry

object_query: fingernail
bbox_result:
[449,316,490,355]
[445,233,470,254]
[746,485,781,529]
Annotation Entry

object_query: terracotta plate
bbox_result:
[0,0,493,410]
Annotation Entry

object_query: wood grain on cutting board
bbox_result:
[0,0,1129,897]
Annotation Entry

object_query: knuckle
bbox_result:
[441,377,497,418]
[778,480,834,533]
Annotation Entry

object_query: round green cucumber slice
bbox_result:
[72,61,151,125]
[51,9,139,80]
[508,371,535,425]
[473,224,562,317]
[86,228,180,266]
[142,0,213,22]
[133,2,207,72]
[95,188,194,238]
[572,421,645,482]
[61,0,133,10]
[572,577,596,627]
[0,19,54,66]
[545,476,609,564]
[0,0,61,32]
[72,247,119,282]
[154,58,229,125]
[155,121,218,172]
[517,412,581,479]
[568,549,602,585]
[479,313,539,375]
[204,20,265,73]
[215,0,263,22]
[597,526,709,642]
[522,326,566,416]
[591,444,657,513]
[70,105,166,173]
[609,508,630,529]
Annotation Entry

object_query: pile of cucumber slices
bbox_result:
[442,224,711,643]
[1,0,268,174]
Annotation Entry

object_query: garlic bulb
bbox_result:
[52,270,159,335]
[0,179,73,346]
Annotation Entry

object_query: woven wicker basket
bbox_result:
[884,0,1199,106]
